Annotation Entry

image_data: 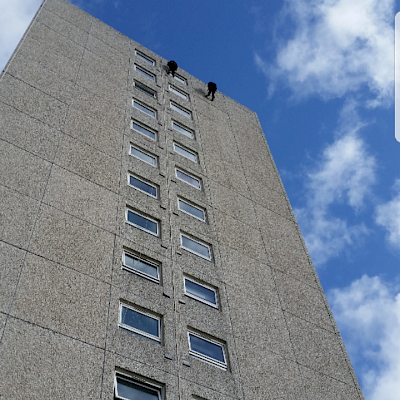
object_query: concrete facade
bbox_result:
[0,0,364,398]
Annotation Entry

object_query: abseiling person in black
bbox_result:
[205,82,217,101]
[166,60,178,77]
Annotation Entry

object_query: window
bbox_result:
[123,251,160,283]
[175,168,201,189]
[131,120,157,141]
[130,145,158,167]
[169,85,189,100]
[178,198,205,221]
[184,276,218,308]
[134,81,156,98]
[133,100,156,118]
[172,121,194,139]
[134,64,155,81]
[115,373,162,400]
[128,173,158,198]
[126,208,159,236]
[173,143,198,163]
[170,102,191,118]
[135,50,155,66]
[180,233,211,260]
[119,302,161,342]
[188,331,227,369]
[174,74,187,85]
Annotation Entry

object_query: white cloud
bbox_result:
[259,0,395,105]
[329,275,400,400]
[0,0,42,72]
[375,180,400,249]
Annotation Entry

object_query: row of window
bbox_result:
[132,119,194,141]
[133,99,192,120]
[134,78,189,102]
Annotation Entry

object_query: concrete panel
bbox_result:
[29,204,115,281]
[0,140,51,200]
[0,317,104,399]
[56,133,121,192]
[180,378,238,400]
[170,212,214,245]
[12,253,110,347]
[85,34,129,67]
[273,269,334,331]
[0,312,6,339]
[285,313,354,384]
[0,101,59,161]
[0,241,25,313]
[0,74,67,128]
[0,186,39,249]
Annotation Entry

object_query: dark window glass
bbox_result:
[120,306,159,339]
[135,65,155,81]
[134,82,156,98]
[127,210,158,235]
[124,253,159,280]
[129,175,157,197]
[181,235,210,259]
[178,199,205,220]
[185,279,217,306]
[189,334,225,364]
[116,377,159,400]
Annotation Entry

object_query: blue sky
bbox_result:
[1,0,399,398]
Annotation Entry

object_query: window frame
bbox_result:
[129,144,158,167]
[170,101,191,119]
[133,99,156,118]
[131,120,157,141]
[180,233,212,260]
[135,50,155,66]
[127,172,158,199]
[114,373,162,400]
[184,275,218,308]
[177,197,206,222]
[175,168,202,190]
[119,302,162,342]
[172,121,195,139]
[187,330,227,370]
[169,84,189,100]
[122,250,161,283]
[134,80,157,98]
[173,142,198,163]
[173,74,187,85]
[134,64,155,81]
[126,207,159,236]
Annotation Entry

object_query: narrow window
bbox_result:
[188,331,227,370]
[174,74,187,85]
[134,64,155,81]
[130,145,158,167]
[172,121,194,139]
[126,208,159,236]
[134,81,156,98]
[135,50,155,66]
[169,85,189,100]
[133,100,156,118]
[173,142,198,163]
[178,198,205,221]
[184,276,218,308]
[115,374,161,400]
[170,102,191,119]
[175,168,201,189]
[180,233,211,260]
[123,251,160,283]
[131,120,157,141]
[128,173,158,198]
[119,302,161,342]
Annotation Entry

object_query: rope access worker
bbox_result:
[205,82,217,101]
[166,60,178,77]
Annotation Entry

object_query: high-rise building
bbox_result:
[0,0,364,398]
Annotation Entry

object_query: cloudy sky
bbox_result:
[1,0,399,398]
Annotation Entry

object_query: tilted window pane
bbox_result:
[178,199,205,221]
[173,143,198,162]
[169,85,188,100]
[133,101,156,118]
[176,169,201,189]
[120,306,160,339]
[130,146,157,167]
[135,65,155,81]
[116,377,159,400]
[135,51,155,65]
[189,334,225,364]
[129,175,157,197]
[132,121,156,140]
[123,253,159,280]
[184,278,217,306]
[174,74,187,85]
[134,82,156,98]
[127,210,158,235]
[170,102,191,118]
[172,122,194,139]
[181,235,210,259]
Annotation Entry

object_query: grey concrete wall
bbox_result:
[0,0,364,399]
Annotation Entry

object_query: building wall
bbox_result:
[0,0,364,399]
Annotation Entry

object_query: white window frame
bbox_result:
[173,142,198,163]
[170,102,191,119]
[122,250,161,283]
[184,275,218,308]
[127,172,158,198]
[180,233,211,260]
[114,372,162,400]
[135,50,155,66]
[169,84,189,100]
[187,330,227,370]
[130,144,158,167]
[173,74,187,85]
[131,120,157,141]
[178,197,206,222]
[175,168,202,189]
[172,121,194,139]
[119,302,161,342]
[134,64,155,81]
[134,81,156,98]
[126,207,159,236]
[133,99,156,118]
